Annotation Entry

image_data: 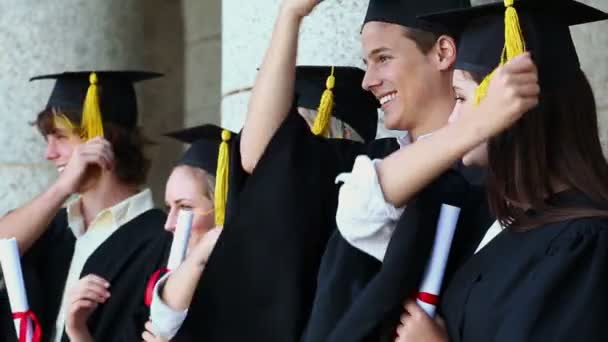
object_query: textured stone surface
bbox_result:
[141,0,187,205]
[221,0,370,132]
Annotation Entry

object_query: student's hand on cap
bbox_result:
[394,299,448,342]
[65,274,111,340]
[280,0,322,18]
[188,226,223,268]
[141,321,169,342]
[56,137,115,195]
[480,52,540,135]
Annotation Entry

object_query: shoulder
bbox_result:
[546,216,608,256]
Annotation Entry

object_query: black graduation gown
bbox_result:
[440,190,608,342]
[180,108,398,341]
[0,278,14,341]
[11,208,171,342]
[303,167,492,342]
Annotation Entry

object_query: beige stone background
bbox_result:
[0,0,606,214]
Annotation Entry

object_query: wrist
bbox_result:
[47,180,73,204]
[184,254,206,273]
[278,4,308,21]
[66,327,93,342]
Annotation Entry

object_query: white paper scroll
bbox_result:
[166,209,194,270]
[416,204,461,317]
[0,238,33,342]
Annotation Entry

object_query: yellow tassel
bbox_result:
[311,66,335,136]
[214,129,231,226]
[80,72,105,140]
[474,0,526,105]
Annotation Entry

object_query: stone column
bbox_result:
[221,0,373,132]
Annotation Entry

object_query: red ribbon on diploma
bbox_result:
[144,267,170,306]
[12,310,42,342]
[416,292,439,305]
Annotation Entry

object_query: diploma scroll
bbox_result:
[0,238,39,342]
[416,204,460,317]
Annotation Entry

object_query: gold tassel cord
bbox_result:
[214,129,231,226]
[311,66,335,136]
[474,0,526,105]
[80,72,105,140]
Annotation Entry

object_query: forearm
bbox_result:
[240,6,303,173]
[161,258,204,311]
[377,109,488,207]
[0,181,70,255]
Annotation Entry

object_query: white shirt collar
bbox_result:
[66,188,154,238]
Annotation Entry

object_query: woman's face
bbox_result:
[164,166,215,252]
[450,69,489,167]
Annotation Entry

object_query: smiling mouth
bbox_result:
[379,92,397,106]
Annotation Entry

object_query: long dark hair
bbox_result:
[486,70,608,229]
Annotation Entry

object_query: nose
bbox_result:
[45,137,59,161]
[164,207,178,233]
[362,67,381,92]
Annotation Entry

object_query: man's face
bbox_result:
[361,21,442,131]
[44,127,82,173]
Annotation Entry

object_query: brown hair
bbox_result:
[35,108,151,186]
[401,27,442,54]
[485,70,608,229]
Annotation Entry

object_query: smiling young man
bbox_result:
[0,71,171,342]
[198,0,472,340]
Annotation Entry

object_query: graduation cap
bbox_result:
[165,124,233,226]
[419,0,608,103]
[363,0,471,33]
[294,66,378,142]
[30,71,163,139]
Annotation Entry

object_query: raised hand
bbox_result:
[65,274,111,341]
[56,136,114,195]
[476,52,540,136]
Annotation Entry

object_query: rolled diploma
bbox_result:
[166,209,194,270]
[416,204,460,317]
[0,238,33,342]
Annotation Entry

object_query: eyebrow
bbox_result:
[363,47,391,64]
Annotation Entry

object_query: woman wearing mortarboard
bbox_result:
[139,125,238,341]
[390,1,608,341]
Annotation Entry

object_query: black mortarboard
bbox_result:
[294,66,378,142]
[30,71,163,130]
[363,0,471,33]
[420,0,608,85]
[165,124,227,176]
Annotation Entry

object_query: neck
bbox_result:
[409,79,455,141]
[409,98,454,141]
[79,172,138,227]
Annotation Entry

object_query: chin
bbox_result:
[382,111,401,130]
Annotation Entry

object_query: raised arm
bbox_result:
[0,137,113,254]
[240,0,320,173]
[377,53,539,207]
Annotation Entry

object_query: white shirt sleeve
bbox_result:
[335,155,405,261]
[149,271,189,339]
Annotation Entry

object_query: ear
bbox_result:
[434,35,457,71]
